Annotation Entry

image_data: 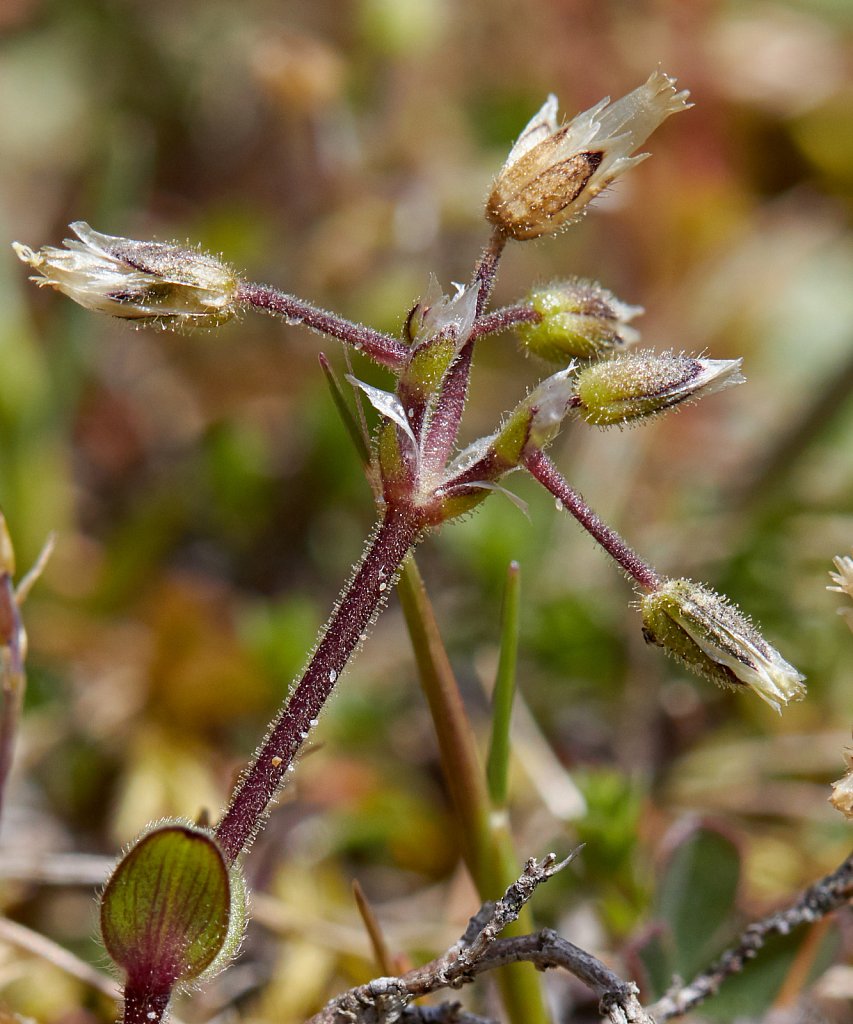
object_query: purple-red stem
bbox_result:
[524,449,662,592]
[470,304,541,341]
[122,987,170,1024]
[472,228,507,316]
[214,507,422,864]
[237,282,408,371]
[422,341,475,472]
[420,229,512,470]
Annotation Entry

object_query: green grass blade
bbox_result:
[319,352,371,466]
[487,560,521,809]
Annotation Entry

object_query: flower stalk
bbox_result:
[0,514,54,832]
[472,226,508,315]
[524,448,662,590]
[236,281,409,370]
[214,507,423,864]
[468,303,542,342]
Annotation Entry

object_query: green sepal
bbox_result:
[377,420,407,489]
[574,353,744,427]
[641,583,739,692]
[435,488,492,522]
[641,579,805,712]
[490,404,533,466]
[400,334,460,404]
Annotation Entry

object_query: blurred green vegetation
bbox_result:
[0,0,851,1021]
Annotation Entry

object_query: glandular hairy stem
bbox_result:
[214,507,423,864]
[472,227,507,316]
[524,448,661,591]
[236,281,408,371]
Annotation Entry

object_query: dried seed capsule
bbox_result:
[486,70,691,240]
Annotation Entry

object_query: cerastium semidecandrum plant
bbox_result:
[11,70,831,1024]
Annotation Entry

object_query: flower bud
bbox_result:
[641,578,806,712]
[13,223,240,327]
[517,279,642,362]
[486,70,691,241]
[573,351,744,426]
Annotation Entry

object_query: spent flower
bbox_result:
[486,69,691,240]
[517,279,642,362]
[829,747,853,821]
[573,351,744,426]
[641,578,806,712]
[13,222,240,327]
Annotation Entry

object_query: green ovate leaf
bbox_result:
[101,823,231,990]
[698,925,840,1020]
[656,825,741,981]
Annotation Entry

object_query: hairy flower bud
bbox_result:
[486,69,691,240]
[573,351,744,426]
[401,278,480,403]
[13,223,240,327]
[641,579,806,712]
[517,279,642,362]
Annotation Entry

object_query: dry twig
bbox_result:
[305,851,653,1024]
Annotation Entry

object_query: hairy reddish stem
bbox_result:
[470,305,540,341]
[422,341,475,472]
[237,282,408,371]
[215,507,422,864]
[524,449,662,591]
[122,986,170,1024]
[472,228,507,316]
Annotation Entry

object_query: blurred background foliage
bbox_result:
[0,0,851,1021]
